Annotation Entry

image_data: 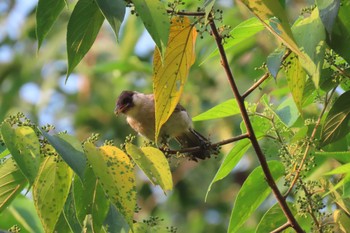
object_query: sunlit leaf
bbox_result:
[95,0,125,41]
[153,16,197,141]
[316,151,350,164]
[192,99,243,121]
[133,0,169,58]
[0,158,27,212]
[67,0,104,78]
[284,53,306,113]
[33,154,73,233]
[240,0,302,59]
[41,131,86,181]
[334,209,350,233]
[1,123,40,184]
[36,0,66,49]
[292,8,326,88]
[228,161,285,233]
[126,144,173,193]
[321,91,350,147]
[84,143,136,227]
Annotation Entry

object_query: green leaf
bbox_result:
[316,0,340,34]
[316,151,350,164]
[36,0,66,49]
[55,190,82,233]
[125,144,173,193]
[0,195,44,233]
[1,123,40,184]
[256,203,295,233]
[95,0,125,41]
[206,136,264,200]
[328,1,350,64]
[73,167,109,231]
[204,0,216,24]
[33,155,73,233]
[324,163,350,175]
[0,158,27,212]
[284,53,306,113]
[266,47,285,78]
[192,99,243,121]
[276,96,300,127]
[84,143,136,228]
[66,0,104,78]
[292,8,326,88]
[132,0,169,58]
[321,91,350,147]
[228,161,285,233]
[41,131,86,181]
[204,17,264,62]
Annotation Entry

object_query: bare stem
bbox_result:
[270,222,292,233]
[208,19,304,232]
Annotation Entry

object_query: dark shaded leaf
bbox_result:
[36,0,66,49]
[321,91,350,146]
[67,0,104,78]
[41,131,86,181]
[95,0,126,41]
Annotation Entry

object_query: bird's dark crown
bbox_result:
[116,90,135,113]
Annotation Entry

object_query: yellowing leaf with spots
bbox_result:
[285,53,306,113]
[33,153,73,233]
[1,123,40,184]
[126,144,173,193]
[84,143,136,227]
[153,16,197,142]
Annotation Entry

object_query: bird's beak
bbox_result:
[114,104,128,115]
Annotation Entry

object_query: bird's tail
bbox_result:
[175,129,211,160]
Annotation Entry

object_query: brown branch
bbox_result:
[208,20,304,232]
[270,222,292,233]
[242,49,292,99]
[162,133,249,154]
[167,9,205,16]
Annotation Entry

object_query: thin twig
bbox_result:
[270,222,292,233]
[208,19,304,232]
[167,9,205,16]
[242,73,270,99]
[162,133,249,154]
[242,49,292,99]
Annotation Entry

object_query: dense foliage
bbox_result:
[1,0,350,232]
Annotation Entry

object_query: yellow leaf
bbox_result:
[153,16,197,142]
[84,143,136,228]
[285,53,306,114]
[126,144,173,193]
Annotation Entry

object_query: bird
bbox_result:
[115,90,210,160]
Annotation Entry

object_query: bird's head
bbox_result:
[115,90,135,115]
